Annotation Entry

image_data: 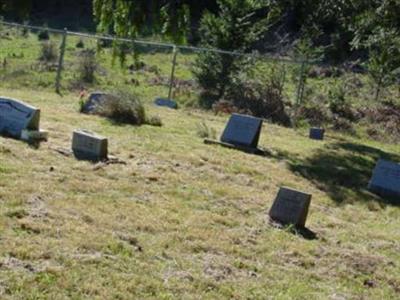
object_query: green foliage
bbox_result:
[225,62,291,126]
[37,29,50,41]
[94,89,147,125]
[38,41,58,63]
[193,0,271,107]
[77,49,98,83]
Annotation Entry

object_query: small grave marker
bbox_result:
[309,128,325,140]
[72,130,108,161]
[368,159,400,199]
[154,98,178,109]
[0,97,40,138]
[269,187,312,228]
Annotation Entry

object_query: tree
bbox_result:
[93,0,208,42]
[192,0,273,106]
[351,1,400,102]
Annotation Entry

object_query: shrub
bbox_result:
[77,49,97,83]
[38,41,58,63]
[146,115,163,127]
[297,98,330,127]
[192,1,271,108]
[328,83,358,121]
[223,65,291,126]
[94,90,146,125]
[37,29,50,41]
[76,39,85,48]
[196,122,217,139]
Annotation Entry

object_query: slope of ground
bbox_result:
[0,88,399,299]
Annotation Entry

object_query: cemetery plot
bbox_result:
[368,159,400,200]
[269,187,312,228]
[204,113,265,154]
[72,130,108,162]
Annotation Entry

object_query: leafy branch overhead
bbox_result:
[93,0,191,43]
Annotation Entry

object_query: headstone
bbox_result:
[309,128,325,140]
[0,97,40,138]
[81,92,110,114]
[72,130,108,161]
[154,98,178,109]
[269,187,312,228]
[220,114,263,148]
[368,159,400,198]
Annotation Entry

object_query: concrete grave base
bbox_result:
[204,138,267,155]
[21,129,49,142]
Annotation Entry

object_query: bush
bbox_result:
[223,66,291,126]
[37,29,50,41]
[328,83,358,121]
[146,115,163,127]
[297,98,330,127]
[38,41,58,63]
[76,39,85,48]
[78,49,97,83]
[94,90,146,125]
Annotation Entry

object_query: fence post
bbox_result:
[293,60,306,126]
[295,60,306,106]
[168,45,178,100]
[55,28,67,94]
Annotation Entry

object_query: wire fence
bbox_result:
[0,20,398,124]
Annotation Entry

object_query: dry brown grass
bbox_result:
[0,88,399,299]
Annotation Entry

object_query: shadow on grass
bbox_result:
[279,141,400,206]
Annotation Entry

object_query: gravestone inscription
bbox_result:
[309,128,325,140]
[220,114,263,148]
[72,130,108,161]
[154,98,178,109]
[269,187,312,228]
[0,97,40,138]
[368,159,400,199]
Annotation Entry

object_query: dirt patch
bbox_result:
[0,257,58,273]
[26,195,49,219]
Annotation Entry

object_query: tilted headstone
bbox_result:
[309,128,325,140]
[81,92,110,114]
[368,159,400,199]
[220,114,263,148]
[0,97,40,138]
[72,130,108,161]
[269,187,312,228]
[154,98,178,109]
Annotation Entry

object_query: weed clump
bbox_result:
[77,49,97,83]
[38,41,58,63]
[37,29,50,41]
[92,90,162,126]
[196,122,216,139]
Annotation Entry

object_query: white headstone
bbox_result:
[0,97,40,138]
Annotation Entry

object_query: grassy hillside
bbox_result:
[0,87,400,299]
